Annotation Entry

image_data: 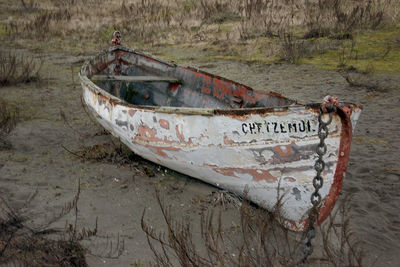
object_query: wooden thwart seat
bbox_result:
[91,75,181,83]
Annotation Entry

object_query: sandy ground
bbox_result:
[1,47,399,266]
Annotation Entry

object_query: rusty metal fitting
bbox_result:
[321,95,338,113]
[112,30,121,46]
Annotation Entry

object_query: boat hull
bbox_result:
[80,47,361,231]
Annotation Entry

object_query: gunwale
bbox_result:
[79,46,362,116]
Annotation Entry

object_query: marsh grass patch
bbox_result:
[0,180,125,266]
[142,189,364,266]
[0,51,42,87]
[2,0,399,73]
[0,98,19,149]
[0,187,88,266]
[0,98,18,136]
[279,32,308,64]
[62,141,140,168]
[78,143,137,164]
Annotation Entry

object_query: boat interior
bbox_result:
[90,50,296,110]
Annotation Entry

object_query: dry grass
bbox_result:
[0,185,88,266]
[72,143,137,164]
[0,51,42,87]
[0,99,18,137]
[0,98,19,150]
[0,0,397,70]
[317,195,365,266]
[279,32,308,64]
[59,105,140,165]
[141,189,364,266]
[1,0,395,73]
[3,0,397,47]
[0,180,124,266]
[303,0,388,39]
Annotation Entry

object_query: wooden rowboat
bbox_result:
[79,40,362,231]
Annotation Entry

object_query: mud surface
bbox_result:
[1,48,399,266]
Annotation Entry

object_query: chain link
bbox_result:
[302,99,337,263]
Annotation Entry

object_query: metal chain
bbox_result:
[302,97,337,263]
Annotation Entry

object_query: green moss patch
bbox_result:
[302,27,400,74]
[141,38,279,65]
[0,23,6,37]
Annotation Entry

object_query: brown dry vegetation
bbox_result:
[0,51,42,86]
[0,181,125,266]
[1,0,398,64]
[0,98,18,150]
[142,190,363,266]
[0,185,88,266]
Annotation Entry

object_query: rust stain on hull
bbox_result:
[159,119,169,129]
[213,166,278,183]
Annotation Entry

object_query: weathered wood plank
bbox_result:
[91,75,181,83]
